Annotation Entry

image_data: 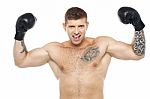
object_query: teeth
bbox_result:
[73,35,80,40]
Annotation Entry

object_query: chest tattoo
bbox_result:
[81,47,100,62]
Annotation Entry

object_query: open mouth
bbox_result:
[72,35,81,41]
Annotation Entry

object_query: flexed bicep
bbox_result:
[13,13,50,67]
[107,37,144,60]
[13,41,50,67]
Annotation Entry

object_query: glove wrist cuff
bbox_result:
[134,20,145,31]
[14,32,25,41]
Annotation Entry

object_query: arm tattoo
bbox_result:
[20,40,27,53]
[81,47,100,62]
[132,30,145,56]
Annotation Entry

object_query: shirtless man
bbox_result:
[13,7,145,99]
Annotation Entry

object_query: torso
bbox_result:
[47,37,111,99]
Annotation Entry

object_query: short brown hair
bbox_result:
[65,7,87,22]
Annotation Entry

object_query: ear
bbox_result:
[63,23,66,31]
[86,21,89,30]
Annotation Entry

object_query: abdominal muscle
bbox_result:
[59,67,104,99]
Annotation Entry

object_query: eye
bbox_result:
[68,25,75,28]
[78,25,84,28]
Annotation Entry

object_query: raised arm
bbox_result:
[107,7,145,60]
[13,41,50,67]
[13,13,50,67]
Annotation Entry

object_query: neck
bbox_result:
[65,37,93,48]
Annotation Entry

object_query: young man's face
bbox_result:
[63,18,89,45]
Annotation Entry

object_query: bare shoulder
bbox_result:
[95,36,114,41]
[42,42,64,52]
[44,42,63,48]
[95,36,116,44]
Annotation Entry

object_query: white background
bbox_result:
[0,0,150,99]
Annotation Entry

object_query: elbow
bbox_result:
[15,63,26,68]
[14,61,27,68]
[134,54,145,61]
[132,48,145,60]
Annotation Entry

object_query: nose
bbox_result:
[74,27,79,35]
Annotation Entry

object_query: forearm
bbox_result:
[13,40,51,67]
[13,13,49,67]
[118,7,145,58]
[132,30,145,56]
[13,40,28,67]
[14,13,36,66]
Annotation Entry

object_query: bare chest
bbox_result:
[52,45,106,73]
